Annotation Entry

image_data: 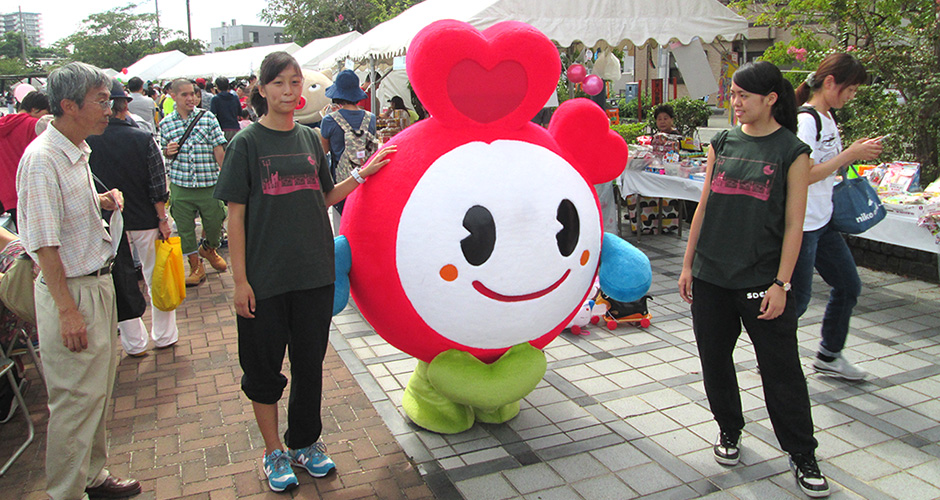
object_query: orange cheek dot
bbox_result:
[580,250,590,266]
[440,264,458,282]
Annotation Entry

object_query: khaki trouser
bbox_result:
[35,273,118,500]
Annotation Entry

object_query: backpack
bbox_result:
[797,105,837,143]
[330,111,380,182]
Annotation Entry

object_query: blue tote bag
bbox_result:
[830,165,886,234]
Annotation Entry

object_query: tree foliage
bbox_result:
[730,0,940,183]
[55,3,167,70]
[214,42,254,52]
[261,0,423,45]
[161,38,205,56]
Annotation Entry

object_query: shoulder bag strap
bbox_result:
[176,109,207,151]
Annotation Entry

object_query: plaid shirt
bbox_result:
[16,122,113,277]
[160,109,226,188]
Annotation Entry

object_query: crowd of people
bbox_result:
[0,50,885,499]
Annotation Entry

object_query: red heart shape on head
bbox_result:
[447,60,527,123]
[407,20,560,129]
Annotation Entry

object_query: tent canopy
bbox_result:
[326,0,748,65]
[125,50,188,82]
[156,43,302,81]
[294,31,361,70]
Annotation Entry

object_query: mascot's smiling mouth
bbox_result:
[472,270,570,302]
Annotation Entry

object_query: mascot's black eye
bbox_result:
[461,205,496,266]
[556,199,579,257]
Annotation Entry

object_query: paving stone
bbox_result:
[502,462,565,494]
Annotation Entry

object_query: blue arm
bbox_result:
[599,232,652,303]
[333,235,352,316]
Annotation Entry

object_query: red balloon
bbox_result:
[566,64,586,84]
[122,68,128,74]
[583,74,604,96]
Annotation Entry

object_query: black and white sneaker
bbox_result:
[789,453,830,498]
[713,431,741,465]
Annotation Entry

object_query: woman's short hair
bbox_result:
[20,91,49,114]
[653,104,675,120]
[47,62,110,117]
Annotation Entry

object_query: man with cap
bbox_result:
[319,69,377,216]
[161,78,228,286]
[17,61,140,500]
[87,79,177,357]
[195,77,213,110]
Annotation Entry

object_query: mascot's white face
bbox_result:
[396,140,601,350]
[294,69,333,125]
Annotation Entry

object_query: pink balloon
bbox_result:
[13,83,36,103]
[566,64,586,84]
[582,74,604,96]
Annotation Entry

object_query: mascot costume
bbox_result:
[294,69,334,126]
[333,20,652,434]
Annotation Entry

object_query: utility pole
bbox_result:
[18,7,27,63]
[186,0,192,41]
[155,0,161,44]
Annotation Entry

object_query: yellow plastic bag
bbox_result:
[152,236,186,311]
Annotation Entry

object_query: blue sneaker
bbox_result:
[262,449,298,492]
[288,442,336,477]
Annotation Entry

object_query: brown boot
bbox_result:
[185,255,206,287]
[198,243,228,272]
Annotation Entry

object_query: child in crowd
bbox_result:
[678,61,829,498]
[791,53,883,381]
[214,51,394,493]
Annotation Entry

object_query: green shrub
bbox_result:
[647,97,711,137]
[610,122,648,145]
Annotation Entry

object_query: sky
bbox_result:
[15,0,272,47]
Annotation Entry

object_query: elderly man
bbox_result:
[88,79,177,357]
[160,78,228,286]
[16,62,141,500]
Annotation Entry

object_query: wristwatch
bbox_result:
[773,278,792,292]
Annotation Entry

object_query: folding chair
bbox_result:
[0,351,34,475]
[4,327,42,383]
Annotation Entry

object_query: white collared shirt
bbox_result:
[16,122,113,277]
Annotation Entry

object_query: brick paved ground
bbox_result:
[0,254,434,500]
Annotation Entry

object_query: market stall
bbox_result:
[319,0,748,113]
[616,157,940,279]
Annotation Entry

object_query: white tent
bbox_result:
[125,50,188,82]
[156,43,302,80]
[294,31,362,70]
[325,0,747,65]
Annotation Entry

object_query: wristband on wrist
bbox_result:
[158,216,169,222]
[351,168,366,184]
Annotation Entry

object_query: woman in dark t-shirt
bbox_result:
[678,61,831,499]
[214,52,394,494]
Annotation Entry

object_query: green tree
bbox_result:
[261,0,423,45]
[161,38,205,56]
[730,0,940,183]
[56,3,166,70]
[214,42,255,52]
[0,58,28,75]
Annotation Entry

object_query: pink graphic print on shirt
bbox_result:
[710,155,777,201]
[260,154,322,195]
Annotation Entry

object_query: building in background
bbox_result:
[0,11,42,48]
[209,21,286,52]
